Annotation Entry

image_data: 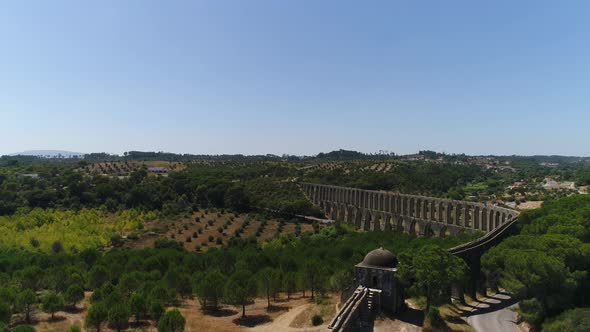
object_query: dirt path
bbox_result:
[249,303,326,332]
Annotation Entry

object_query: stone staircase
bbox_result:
[327,286,382,332]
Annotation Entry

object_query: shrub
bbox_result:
[185,237,191,243]
[311,314,323,326]
[424,307,445,331]
[66,325,81,332]
[177,229,182,235]
[208,235,214,242]
[0,302,9,324]
[157,308,185,332]
[217,227,223,234]
[51,241,63,254]
[207,220,214,226]
[192,232,198,238]
[543,307,590,332]
[12,326,36,332]
[30,237,40,248]
[216,237,223,245]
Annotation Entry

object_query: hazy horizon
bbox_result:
[2,1,589,156]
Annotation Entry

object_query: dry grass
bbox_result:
[517,201,544,210]
[438,304,475,332]
[289,297,336,328]
[28,293,335,332]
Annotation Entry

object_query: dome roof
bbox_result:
[361,247,398,268]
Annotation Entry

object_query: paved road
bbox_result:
[466,293,519,332]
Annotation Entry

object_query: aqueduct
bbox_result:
[299,182,520,301]
[300,183,519,237]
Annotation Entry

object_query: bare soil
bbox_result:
[126,210,315,251]
[28,293,337,332]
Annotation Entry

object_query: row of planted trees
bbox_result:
[0,224,474,331]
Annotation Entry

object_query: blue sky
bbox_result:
[1,1,589,156]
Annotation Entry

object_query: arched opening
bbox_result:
[373,214,383,231]
[355,209,363,229]
[396,217,404,233]
[440,226,450,238]
[408,220,419,237]
[364,213,372,231]
[423,224,435,237]
[383,216,393,232]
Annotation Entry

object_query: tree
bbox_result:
[283,272,298,300]
[176,273,193,299]
[88,265,109,289]
[64,284,84,308]
[257,268,281,309]
[17,289,36,323]
[130,293,147,322]
[195,270,226,310]
[543,307,590,332]
[329,269,353,293]
[42,291,64,320]
[17,267,42,291]
[0,287,17,312]
[51,241,63,254]
[224,186,250,212]
[85,303,108,332]
[0,301,10,325]
[398,245,467,311]
[223,270,257,318]
[107,302,131,332]
[118,272,141,297]
[11,326,36,332]
[157,309,186,332]
[148,299,165,322]
[303,260,325,300]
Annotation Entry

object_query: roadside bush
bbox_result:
[424,306,446,331]
[543,308,590,332]
[311,314,323,326]
[12,326,36,332]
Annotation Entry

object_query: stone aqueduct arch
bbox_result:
[301,183,519,237]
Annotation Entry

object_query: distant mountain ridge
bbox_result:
[9,150,85,157]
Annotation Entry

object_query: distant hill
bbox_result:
[9,150,85,158]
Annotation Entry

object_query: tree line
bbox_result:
[0,224,474,331]
[482,195,590,329]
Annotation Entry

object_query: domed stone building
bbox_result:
[355,247,404,313]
